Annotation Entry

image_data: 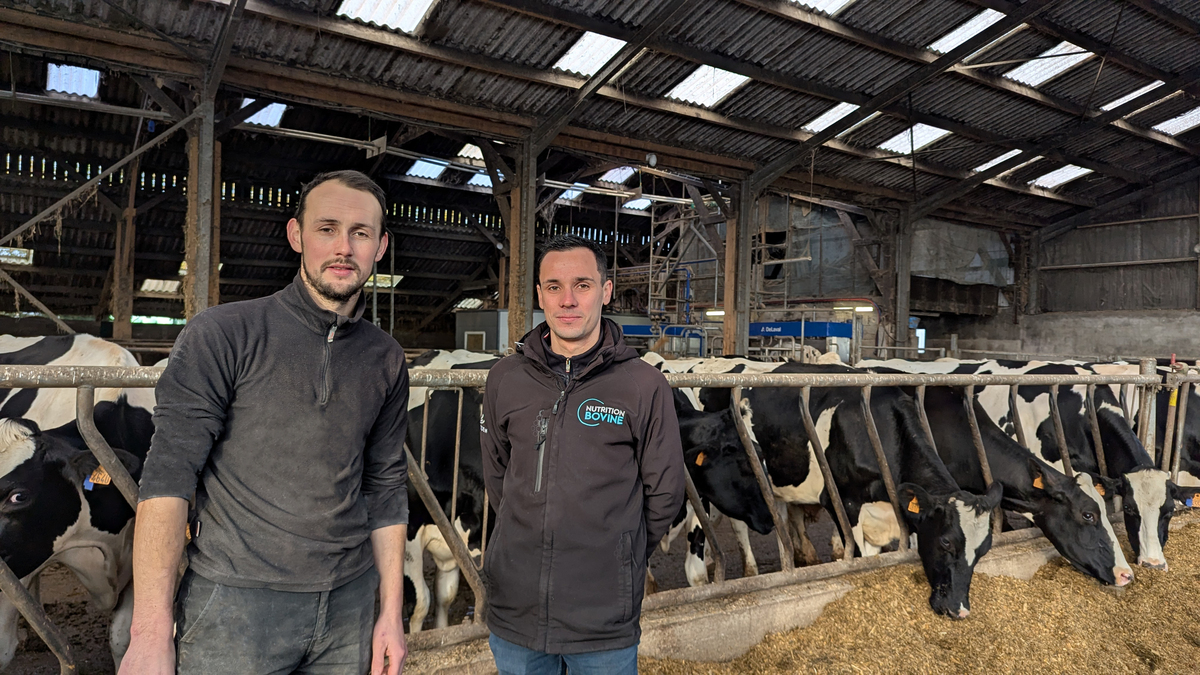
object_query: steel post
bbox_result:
[1048,384,1075,478]
[1162,385,1179,470]
[451,388,464,523]
[963,386,1002,536]
[0,557,77,674]
[914,385,936,447]
[1139,359,1159,452]
[1084,385,1109,478]
[858,386,909,552]
[193,99,214,312]
[730,387,794,571]
[1009,384,1029,449]
[799,386,855,560]
[75,386,140,508]
[1170,382,1191,479]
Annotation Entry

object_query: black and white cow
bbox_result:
[915,384,1133,586]
[0,334,157,670]
[404,349,498,632]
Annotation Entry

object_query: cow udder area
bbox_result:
[641,521,1200,675]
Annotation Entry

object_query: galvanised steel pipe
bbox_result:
[76,386,140,509]
[0,557,77,674]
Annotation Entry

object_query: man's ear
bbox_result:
[374,229,389,263]
[602,278,614,306]
[286,217,303,254]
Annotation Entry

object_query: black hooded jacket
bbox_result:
[480,318,685,654]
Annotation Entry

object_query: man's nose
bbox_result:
[560,288,577,306]
[332,231,353,256]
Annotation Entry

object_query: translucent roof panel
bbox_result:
[599,166,636,184]
[1030,164,1092,188]
[0,247,33,266]
[666,65,750,108]
[458,143,484,159]
[337,0,438,34]
[468,172,495,188]
[623,198,652,210]
[140,279,182,294]
[46,64,100,98]
[553,32,628,77]
[455,298,485,310]
[242,101,288,127]
[801,102,859,133]
[406,159,448,180]
[927,9,1005,54]
[789,0,856,16]
[877,124,952,154]
[1004,41,1092,87]
[1101,81,1164,111]
[559,183,590,200]
[1152,106,1200,136]
[973,148,1022,173]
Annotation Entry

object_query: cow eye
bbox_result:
[8,492,26,506]
[1083,511,1096,524]
[939,537,953,552]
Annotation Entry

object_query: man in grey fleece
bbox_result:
[481,235,686,674]
[120,170,409,675]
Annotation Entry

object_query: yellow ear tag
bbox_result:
[89,466,112,486]
[907,497,920,514]
[1033,475,1044,489]
[1095,484,1106,497]
[694,452,705,466]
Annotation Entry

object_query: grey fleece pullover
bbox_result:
[139,276,409,591]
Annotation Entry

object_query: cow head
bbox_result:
[674,392,774,535]
[0,418,140,578]
[1010,459,1133,586]
[1119,468,1200,571]
[898,481,1002,619]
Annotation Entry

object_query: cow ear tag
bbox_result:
[907,497,920,514]
[694,452,706,466]
[1187,496,1196,508]
[1095,483,1106,497]
[1033,475,1044,489]
[89,466,112,487]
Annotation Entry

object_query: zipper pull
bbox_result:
[566,357,571,374]
[552,389,567,414]
[326,324,337,342]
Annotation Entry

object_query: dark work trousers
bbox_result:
[175,566,379,675]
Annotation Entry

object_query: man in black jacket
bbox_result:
[481,234,686,674]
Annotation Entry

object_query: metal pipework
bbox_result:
[1138,359,1159,452]
[1170,382,1191,482]
[962,386,1002,536]
[451,388,464,523]
[0,557,77,674]
[75,386,140,509]
[799,386,855,560]
[914,385,936,447]
[730,387,795,572]
[1084,385,1108,479]
[858,386,909,552]
[405,444,486,625]
[1009,384,1029,449]
[1162,384,1179,471]
[0,365,164,388]
[1047,384,1075,478]
[682,469,726,584]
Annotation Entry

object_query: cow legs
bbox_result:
[404,533,432,634]
[0,592,21,670]
[109,581,134,671]
[785,503,822,567]
[728,519,759,577]
[427,543,461,629]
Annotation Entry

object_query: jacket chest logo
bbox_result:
[577,398,626,427]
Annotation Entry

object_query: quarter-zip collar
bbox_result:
[275,272,368,339]
[516,318,638,385]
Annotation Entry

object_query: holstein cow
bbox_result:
[0,334,156,670]
[687,359,1001,618]
[404,349,498,632]
[864,358,1190,572]
[914,384,1133,586]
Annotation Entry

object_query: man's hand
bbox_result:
[370,611,407,675]
[118,629,175,675]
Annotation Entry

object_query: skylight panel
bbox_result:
[928,9,1005,54]
[666,66,750,108]
[46,64,100,98]
[468,172,496,188]
[599,166,636,184]
[1152,106,1200,136]
[406,159,448,180]
[1004,41,1092,87]
[365,274,403,288]
[242,100,287,127]
[802,102,859,133]
[337,0,439,34]
[560,183,589,200]
[0,247,33,266]
[973,148,1022,173]
[553,32,628,77]
[878,124,952,154]
[1101,81,1164,111]
[623,198,652,210]
[1030,164,1092,188]
[140,279,182,294]
[458,144,484,159]
[788,0,856,16]
[455,298,485,310]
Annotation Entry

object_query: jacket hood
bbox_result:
[517,317,638,374]
[276,273,368,337]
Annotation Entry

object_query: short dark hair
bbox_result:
[537,234,610,285]
[294,170,388,229]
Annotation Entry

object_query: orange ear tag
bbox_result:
[89,466,112,486]
[1095,484,1106,497]
[1033,475,1044,489]
[907,497,920,514]
[694,452,706,466]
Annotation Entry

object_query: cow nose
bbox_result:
[1138,557,1168,571]
[956,606,970,619]
[1114,568,1134,586]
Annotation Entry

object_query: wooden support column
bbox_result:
[111,159,138,341]
[722,207,738,355]
[894,211,913,347]
[505,142,537,350]
[728,181,755,355]
[184,99,215,320]
[209,140,221,307]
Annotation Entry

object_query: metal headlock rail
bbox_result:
[0,364,1165,673]
[1162,367,1200,483]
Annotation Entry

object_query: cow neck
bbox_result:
[275,273,367,338]
[516,318,635,389]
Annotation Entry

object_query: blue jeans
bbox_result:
[489,634,639,675]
